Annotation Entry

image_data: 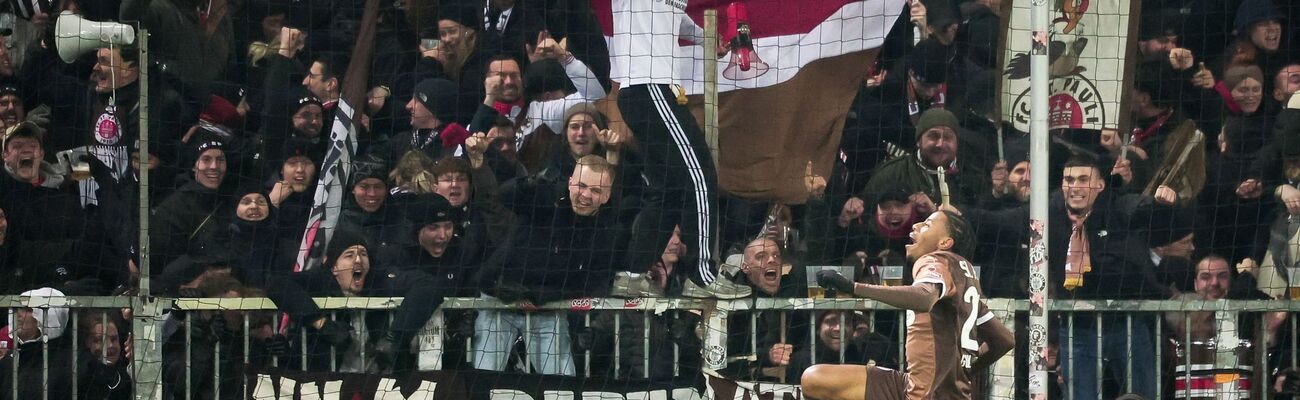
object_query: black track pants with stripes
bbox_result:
[620,83,719,286]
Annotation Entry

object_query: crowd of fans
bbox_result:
[0,0,1298,398]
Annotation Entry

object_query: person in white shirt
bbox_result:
[608,0,749,299]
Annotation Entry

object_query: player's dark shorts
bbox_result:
[865,365,908,400]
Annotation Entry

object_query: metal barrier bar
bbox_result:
[42,314,49,400]
[185,314,192,400]
[214,331,221,400]
[300,324,308,371]
[808,311,817,365]
[243,314,250,397]
[1155,316,1162,397]
[613,312,620,377]
[1067,313,1074,400]
[583,313,591,378]
[10,295,1300,313]
[1094,314,1101,400]
[524,311,532,373]
[1125,314,1133,393]
[330,312,338,372]
[1184,311,1192,400]
[10,308,17,400]
[642,310,650,379]
[70,312,79,400]
[5,296,1298,399]
[838,311,847,364]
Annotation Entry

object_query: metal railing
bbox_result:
[4,295,1300,399]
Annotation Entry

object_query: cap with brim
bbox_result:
[3,121,43,147]
[0,84,21,99]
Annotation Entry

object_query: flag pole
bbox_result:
[1028,0,1052,397]
[703,9,720,164]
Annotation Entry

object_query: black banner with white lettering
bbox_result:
[245,368,807,399]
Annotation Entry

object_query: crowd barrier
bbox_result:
[4,295,1300,399]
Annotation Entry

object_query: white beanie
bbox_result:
[10,288,69,341]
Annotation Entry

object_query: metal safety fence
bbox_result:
[4,295,1300,399]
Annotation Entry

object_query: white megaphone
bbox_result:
[54,11,136,64]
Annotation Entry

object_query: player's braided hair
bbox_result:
[942,210,975,259]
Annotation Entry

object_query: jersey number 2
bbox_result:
[960,286,980,351]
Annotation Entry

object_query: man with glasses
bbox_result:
[467,40,606,173]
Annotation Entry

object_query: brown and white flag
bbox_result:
[594,0,906,203]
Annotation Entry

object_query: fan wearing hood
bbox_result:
[0,287,73,400]
[190,185,280,289]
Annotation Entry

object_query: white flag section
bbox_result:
[294,100,358,272]
[673,0,904,95]
[1001,0,1135,132]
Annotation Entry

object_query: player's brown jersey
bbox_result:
[903,251,994,400]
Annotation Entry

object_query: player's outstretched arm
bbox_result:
[816,270,942,312]
[970,310,1015,372]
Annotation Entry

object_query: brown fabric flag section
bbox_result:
[688,50,878,204]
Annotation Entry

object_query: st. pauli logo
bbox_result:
[1009,75,1105,129]
[1001,0,1132,134]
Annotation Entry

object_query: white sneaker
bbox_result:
[609,272,664,298]
[682,277,752,299]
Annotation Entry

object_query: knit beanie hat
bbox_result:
[351,156,388,188]
[1223,64,1264,91]
[914,108,959,139]
[412,78,459,124]
[405,193,460,230]
[439,0,482,30]
[563,102,609,130]
[324,229,369,268]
